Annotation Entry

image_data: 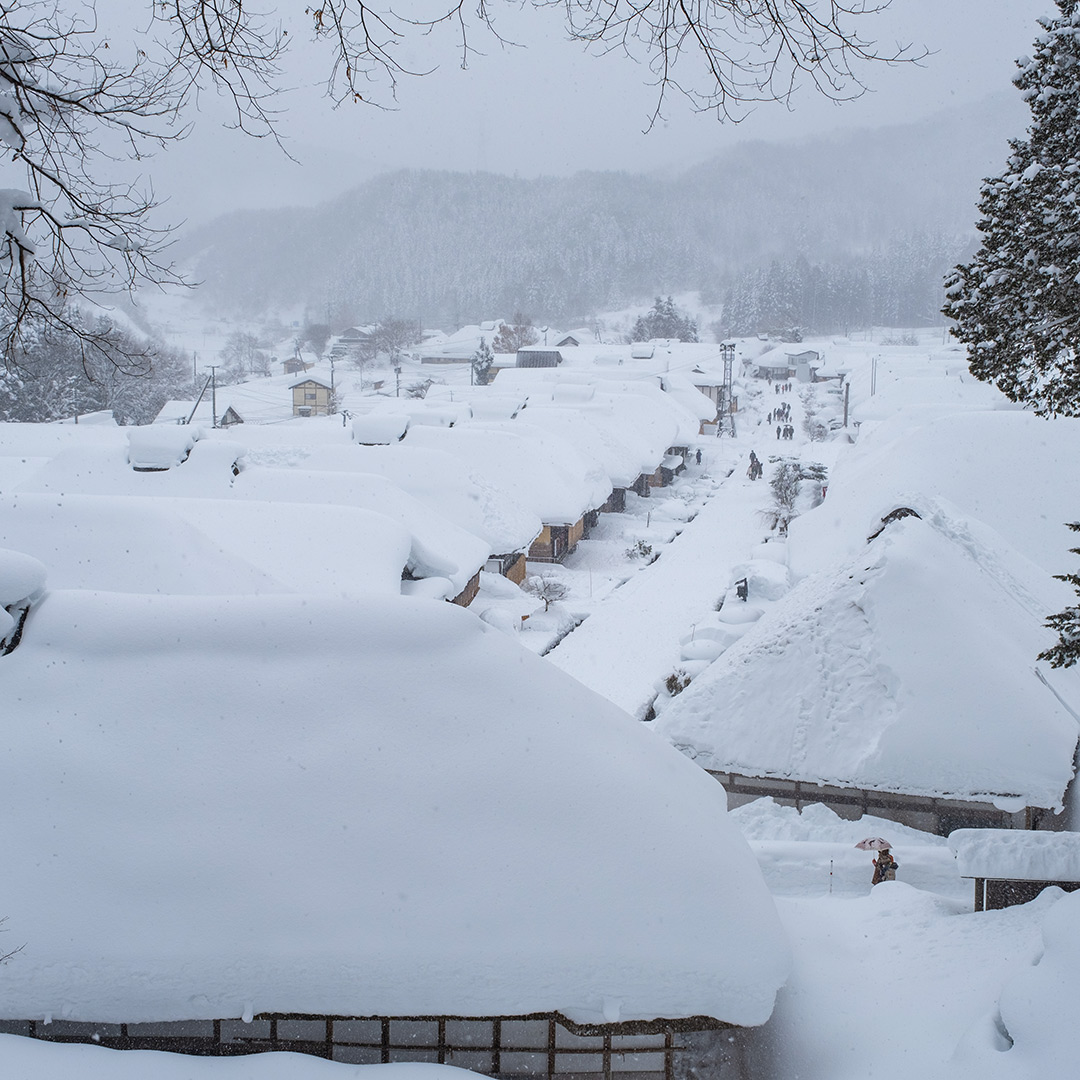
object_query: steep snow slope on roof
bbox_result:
[655,515,1079,808]
[1,593,788,1027]
[790,411,1080,577]
[0,493,413,598]
[299,444,541,555]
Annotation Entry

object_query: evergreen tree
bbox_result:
[630,296,698,342]
[943,0,1080,416]
[1039,522,1080,668]
[471,337,494,386]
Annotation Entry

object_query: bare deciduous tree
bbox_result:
[522,574,568,612]
[0,0,921,369]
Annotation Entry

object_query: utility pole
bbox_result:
[719,342,736,437]
[394,365,402,397]
[209,366,218,428]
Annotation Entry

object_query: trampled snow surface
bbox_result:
[1,592,788,1027]
[724,799,1080,1080]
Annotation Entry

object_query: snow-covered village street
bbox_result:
[3,318,1080,1080]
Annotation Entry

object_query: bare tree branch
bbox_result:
[0,0,923,371]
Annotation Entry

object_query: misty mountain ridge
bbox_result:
[180,93,1024,330]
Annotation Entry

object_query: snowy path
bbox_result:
[751,887,1048,1080]
[546,463,772,719]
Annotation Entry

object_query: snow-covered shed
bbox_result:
[949,829,1080,910]
[127,426,202,470]
[0,590,789,1072]
[352,413,410,445]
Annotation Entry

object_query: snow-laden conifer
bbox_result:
[944,0,1080,415]
[1039,521,1080,668]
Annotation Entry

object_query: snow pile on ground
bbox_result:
[947,889,1080,1078]
[948,829,1080,881]
[2,592,788,1027]
[0,546,45,607]
[0,1038,475,1080]
[751,883,1056,1080]
[731,797,949,847]
[0,545,45,643]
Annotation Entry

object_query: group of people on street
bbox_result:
[768,403,791,424]
[746,450,763,480]
[776,424,795,440]
[774,381,792,394]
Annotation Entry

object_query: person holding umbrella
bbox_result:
[856,837,898,885]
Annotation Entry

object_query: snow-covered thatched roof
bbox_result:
[656,512,1079,810]
[403,421,610,524]
[1,592,789,1028]
[301,444,542,556]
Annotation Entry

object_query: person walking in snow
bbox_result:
[695,449,702,465]
[776,425,781,440]
[871,849,898,885]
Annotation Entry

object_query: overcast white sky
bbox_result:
[156,0,1051,224]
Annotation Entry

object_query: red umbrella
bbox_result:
[855,837,894,851]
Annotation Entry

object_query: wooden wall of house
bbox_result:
[567,518,585,549]
[528,525,555,562]
[451,571,482,608]
[1,1011,746,1079]
[528,522,582,563]
[646,467,665,489]
[709,769,1054,836]
[602,489,627,514]
[292,382,331,416]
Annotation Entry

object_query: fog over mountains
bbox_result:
[181,94,1024,333]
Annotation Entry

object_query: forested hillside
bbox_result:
[182,94,1022,334]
